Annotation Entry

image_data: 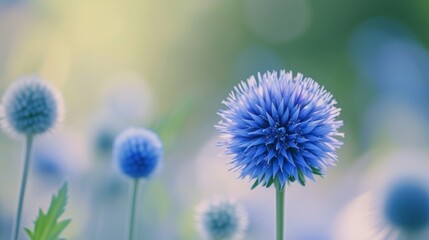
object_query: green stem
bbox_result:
[275,182,285,240]
[128,179,139,240]
[13,135,33,240]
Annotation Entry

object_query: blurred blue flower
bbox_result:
[349,18,429,150]
[1,75,63,136]
[33,148,63,180]
[216,70,343,188]
[32,131,90,183]
[349,17,429,100]
[384,179,429,234]
[197,198,248,240]
[88,111,125,160]
[113,128,163,179]
[94,126,117,156]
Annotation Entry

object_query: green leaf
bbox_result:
[25,183,71,240]
[25,228,34,239]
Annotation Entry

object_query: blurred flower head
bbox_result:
[33,146,63,179]
[333,150,429,240]
[1,75,63,136]
[88,110,126,160]
[349,17,429,98]
[384,179,429,235]
[94,126,116,155]
[32,130,90,182]
[90,118,124,159]
[113,128,163,179]
[197,198,248,240]
[216,70,343,189]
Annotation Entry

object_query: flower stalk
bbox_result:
[13,135,33,240]
[275,181,284,240]
[128,179,139,240]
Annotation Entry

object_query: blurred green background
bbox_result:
[0,0,428,239]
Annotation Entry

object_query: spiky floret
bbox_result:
[1,76,63,136]
[216,70,343,189]
[197,198,248,240]
[113,128,163,179]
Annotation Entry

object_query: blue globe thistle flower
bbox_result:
[216,70,343,188]
[1,76,63,136]
[384,180,429,234]
[113,128,163,179]
[197,198,248,240]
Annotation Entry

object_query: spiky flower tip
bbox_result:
[384,179,429,234]
[113,128,163,179]
[197,198,248,240]
[216,70,343,189]
[1,76,63,136]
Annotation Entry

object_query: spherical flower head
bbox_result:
[197,198,248,240]
[1,75,63,136]
[383,180,429,234]
[113,128,163,179]
[216,70,343,189]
